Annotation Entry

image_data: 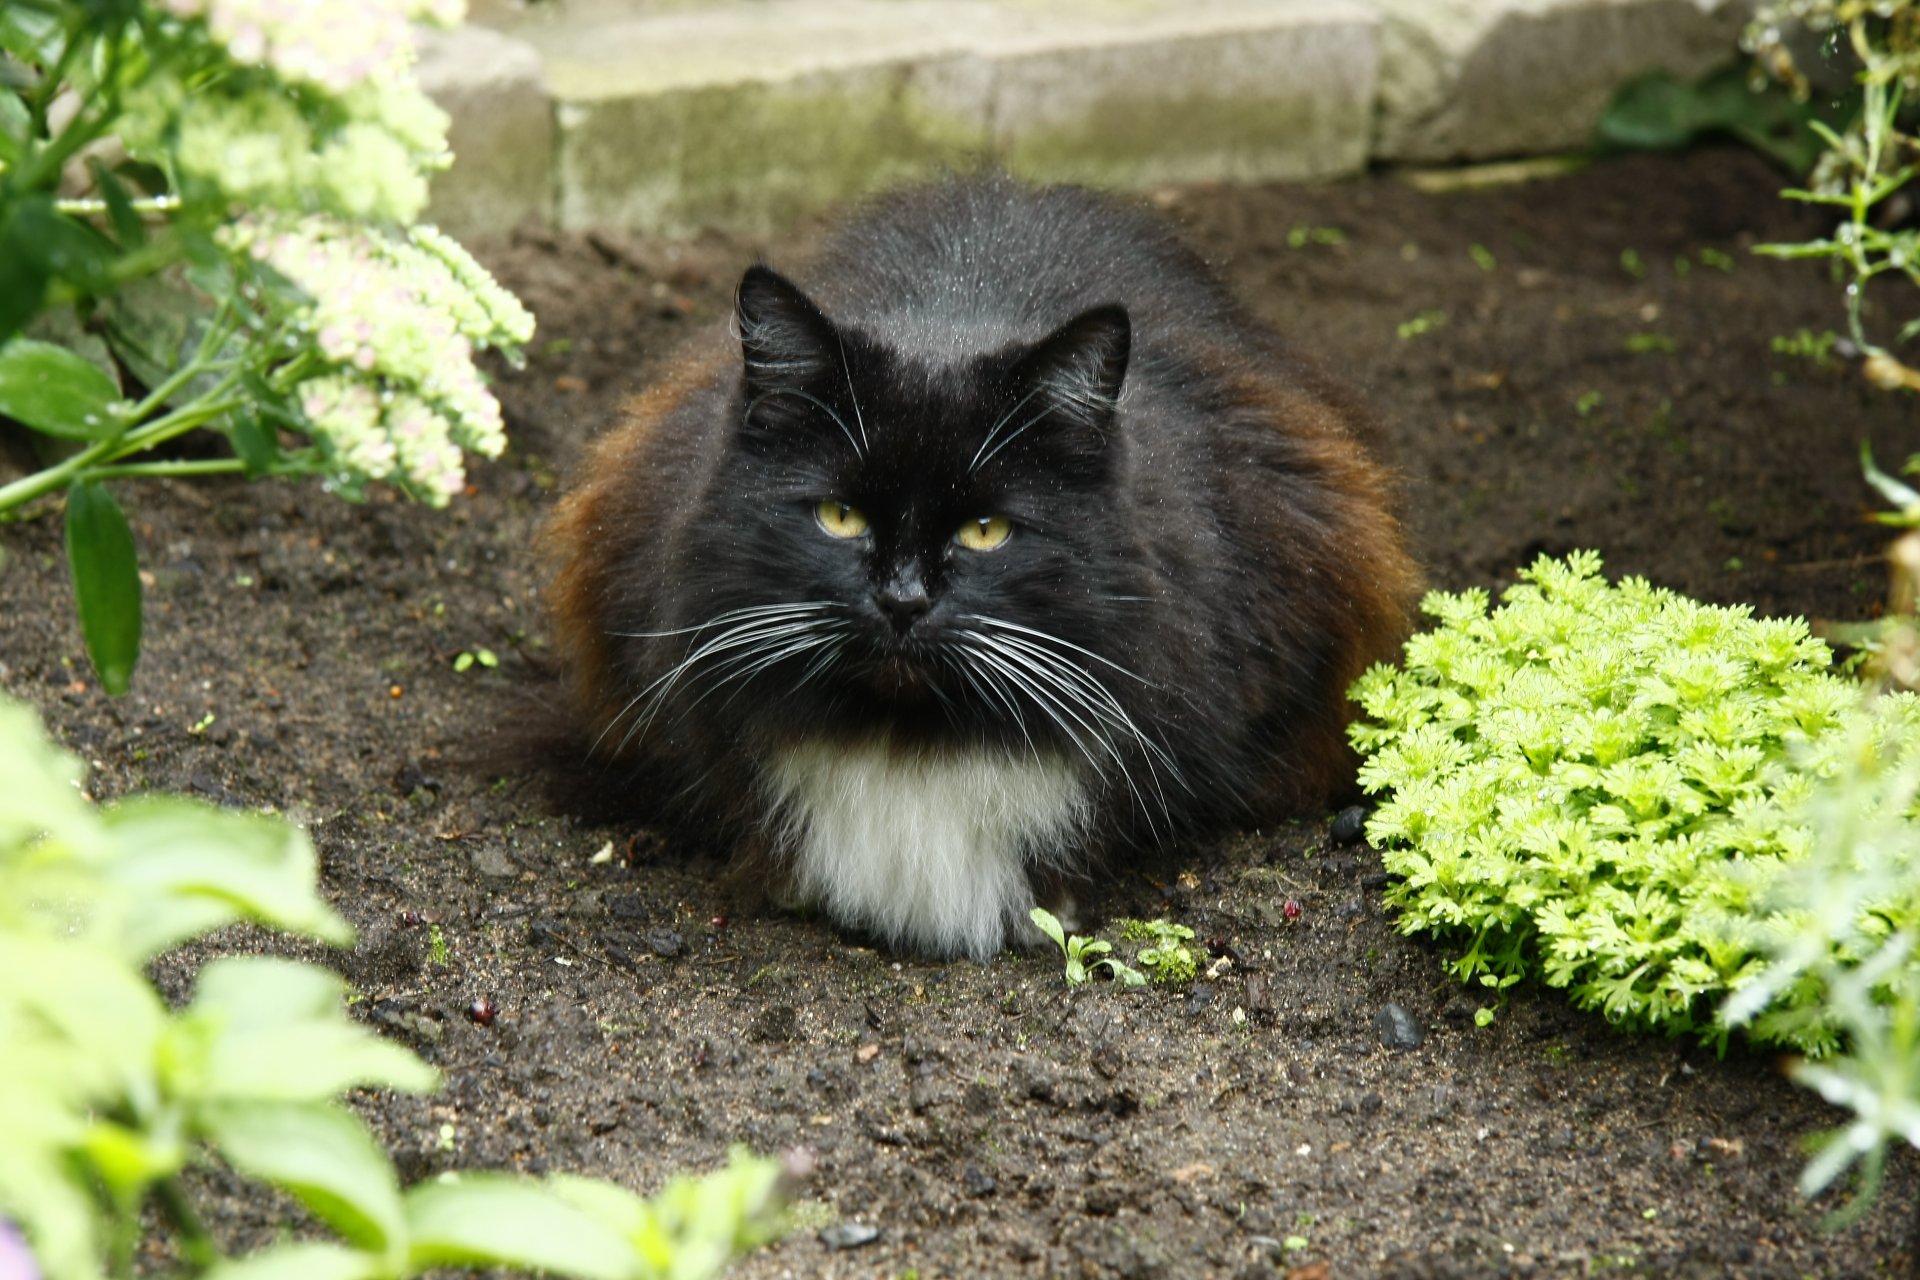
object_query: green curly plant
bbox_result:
[1347,551,1920,1052]
[0,694,788,1280]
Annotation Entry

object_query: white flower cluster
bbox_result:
[120,0,458,222]
[158,0,464,95]
[234,215,533,505]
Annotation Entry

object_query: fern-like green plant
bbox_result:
[1348,551,1920,1051]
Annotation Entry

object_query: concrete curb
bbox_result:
[418,0,1756,237]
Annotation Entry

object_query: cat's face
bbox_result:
[671,266,1143,751]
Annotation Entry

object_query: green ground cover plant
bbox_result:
[0,0,532,692]
[1348,551,1920,1054]
[0,694,789,1280]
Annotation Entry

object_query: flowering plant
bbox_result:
[0,0,532,692]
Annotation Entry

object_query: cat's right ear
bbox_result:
[1016,304,1131,432]
[735,265,839,404]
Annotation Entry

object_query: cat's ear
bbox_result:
[1016,304,1131,429]
[735,265,839,400]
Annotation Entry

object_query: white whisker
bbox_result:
[746,387,865,456]
[969,386,1043,472]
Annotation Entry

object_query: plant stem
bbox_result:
[84,458,247,481]
[0,386,246,514]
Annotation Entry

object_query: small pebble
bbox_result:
[962,1164,998,1196]
[1329,804,1370,844]
[1374,1002,1425,1050]
[819,1223,880,1250]
[645,927,686,958]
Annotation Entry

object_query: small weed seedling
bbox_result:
[1117,918,1199,985]
[1029,908,1146,987]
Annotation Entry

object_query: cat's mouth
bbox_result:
[862,653,937,703]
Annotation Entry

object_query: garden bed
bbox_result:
[3,147,1917,1276]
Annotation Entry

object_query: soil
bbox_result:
[4,148,1919,1278]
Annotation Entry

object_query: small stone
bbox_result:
[1374,1002,1425,1050]
[962,1164,998,1196]
[818,1223,879,1250]
[645,927,685,958]
[1329,804,1369,844]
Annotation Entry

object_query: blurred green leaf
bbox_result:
[64,479,142,695]
[202,1101,404,1256]
[0,336,125,439]
[180,957,438,1101]
[0,196,58,345]
[0,92,28,166]
[227,410,280,476]
[89,160,149,250]
[404,1176,636,1280]
[0,695,93,851]
[1599,64,1832,173]
[0,4,64,65]
[17,198,117,294]
[200,1243,383,1280]
[102,798,353,957]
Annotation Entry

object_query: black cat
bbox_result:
[544,176,1418,959]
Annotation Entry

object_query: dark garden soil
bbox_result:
[7,148,1920,1279]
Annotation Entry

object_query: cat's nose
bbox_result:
[875,572,931,634]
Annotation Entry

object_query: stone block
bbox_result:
[508,0,1378,233]
[987,3,1379,188]
[416,23,554,235]
[1375,0,1756,163]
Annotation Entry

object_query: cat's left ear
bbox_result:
[1016,304,1131,430]
[735,264,841,402]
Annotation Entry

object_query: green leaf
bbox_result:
[0,196,57,346]
[0,695,95,852]
[202,1102,404,1257]
[201,1243,383,1280]
[89,160,148,251]
[177,957,439,1101]
[0,336,126,439]
[0,5,66,65]
[0,90,28,168]
[227,411,280,476]
[64,479,142,695]
[1027,906,1066,952]
[404,1175,637,1280]
[101,797,353,958]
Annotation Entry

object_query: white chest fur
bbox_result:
[760,741,1090,960]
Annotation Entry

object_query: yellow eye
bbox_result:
[815,500,869,539]
[955,515,1012,552]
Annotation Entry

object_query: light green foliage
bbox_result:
[0,1,532,692]
[1028,907,1146,987]
[1348,552,1920,1050]
[1395,309,1445,341]
[1721,723,1920,1222]
[1749,2,1920,392]
[0,695,786,1280]
[1115,918,1198,985]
